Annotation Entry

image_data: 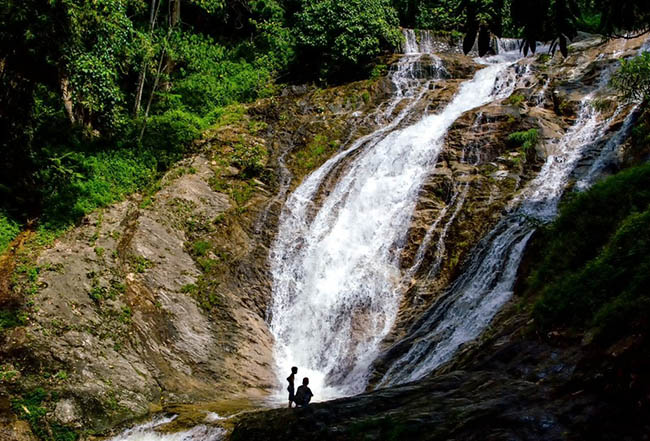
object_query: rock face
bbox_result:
[0,70,398,433]
[1,32,648,438]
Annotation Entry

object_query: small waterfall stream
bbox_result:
[107,415,225,441]
[268,30,530,399]
[377,66,639,387]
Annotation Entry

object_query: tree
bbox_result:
[294,0,402,80]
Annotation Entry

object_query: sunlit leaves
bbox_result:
[611,52,650,103]
[295,0,401,77]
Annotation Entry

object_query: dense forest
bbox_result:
[1,0,649,251]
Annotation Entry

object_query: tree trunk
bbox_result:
[59,74,76,124]
[161,0,181,91]
[138,50,166,142]
[134,0,159,116]
[171,0,180,27]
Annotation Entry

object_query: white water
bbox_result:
[108,415,225,441]
[268,31,528,400]
[377,66,632,386]
[401,29,436,54]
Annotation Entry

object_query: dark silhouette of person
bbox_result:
[293,377,314,407]
[287,366,298,408]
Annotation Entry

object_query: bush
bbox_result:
[415,0,465,31]
[611,52,650,103]
[0,212,20,254]
[507,128,539,151]
[12,388,78,441]
[528,163,650,341]
[294,0,401,79]
[142,109,207,166]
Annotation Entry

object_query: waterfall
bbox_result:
[401,29,436,54]
[268,31,527,399]
[376,68,635,387]
[496,38,523,54]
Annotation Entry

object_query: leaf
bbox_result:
[463,24,478,55]
[478,26,490,57]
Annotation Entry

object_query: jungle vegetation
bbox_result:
[0,0,649,251]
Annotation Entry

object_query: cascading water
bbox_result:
[268,30,530,400]
[107,415,225,441]
[377,64,637,387]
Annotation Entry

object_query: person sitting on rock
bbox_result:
[293,377,314,407]
[287,366,298,408]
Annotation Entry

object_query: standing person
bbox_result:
[287,366,298,408]
[294,377,314,407]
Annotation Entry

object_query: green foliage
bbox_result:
[54,370,68,381]
[12,388,78,441]
[0,212,20,254]
[0,0,294,235]
[611,52,650,103]
[230,140,268,177]
[0,309,26,331]
[529,163,650,342]
[507,129,539,151]
[576,11,602,33]
[370,64,388,79]
[415,0,465,31]
[294,0,401,79]
[0,365,20,382]
[142,109,206,166]
[507,93,526,107]
[41,149,157,230]
[131,255,153,273]
[164,31,283,115]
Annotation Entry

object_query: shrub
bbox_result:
[611,52,650,103]
[192,240,211,256]
[231,140,268,177]
[0,212,20,254]
[507,128,539,152]
[294,0,401,79]
[142,109,207,166]
[528,163,650,342]
[12,388,78,441]
[507,93,526,107]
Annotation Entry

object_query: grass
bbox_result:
[527,163,650,342]
[507,129,539,153]
[192,240,212,257]
[507,93,526,107]
[42,149,158,231]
